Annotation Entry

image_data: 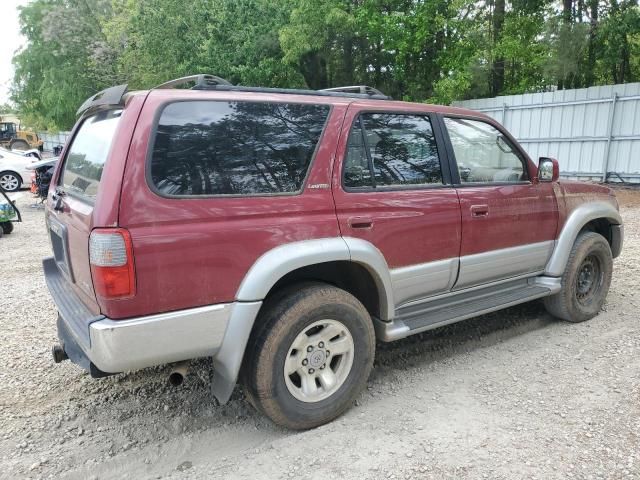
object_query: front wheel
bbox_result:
[0,171,21,192]
[544,231,613,322]
[242,283,375,430]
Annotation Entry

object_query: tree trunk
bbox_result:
[585,0,598,86]
[299,51,328,89]
[563,0,573,23]
[343,37,354,85]
[492,0,506,96]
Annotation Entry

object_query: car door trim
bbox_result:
[390,258,459,307]
[455,240,555,289]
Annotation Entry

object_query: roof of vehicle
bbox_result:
[80,74,490,120]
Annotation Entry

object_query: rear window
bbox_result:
[61,109,122,200]
[150,101,330,196]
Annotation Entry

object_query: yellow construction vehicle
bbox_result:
[0,116,43,151]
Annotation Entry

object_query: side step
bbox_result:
[374,276,561,342]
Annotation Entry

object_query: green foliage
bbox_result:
[11,0,640,131]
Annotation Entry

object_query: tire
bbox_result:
[242,283,376,430]
[544,231,613,322]
[10,139,29,151]
[0,171,21,192]
[1,222,13,234]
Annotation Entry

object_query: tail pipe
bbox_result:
[52,344,68,363]
[168,361,189,387]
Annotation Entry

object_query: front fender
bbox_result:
[545,201,622,277]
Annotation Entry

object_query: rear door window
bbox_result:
[61,109,122,200]
[343,113,443,189]
[150,101,330,196]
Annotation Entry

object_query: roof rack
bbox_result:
[319,85,388,97]
[75,76,391,116]
[154,73,391,100]
[154,74,233,90]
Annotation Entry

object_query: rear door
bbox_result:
[332,105,462,308]
[47,109,126,314]
[441,115,558,289]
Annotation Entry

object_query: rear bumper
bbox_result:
[43,257,260,377]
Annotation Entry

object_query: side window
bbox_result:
[444,117,527,184]
[343,118,372,188]
[343,113,442,189]
[150,101,330,196]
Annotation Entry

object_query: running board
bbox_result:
[374,276,561,342]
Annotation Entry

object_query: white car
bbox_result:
[0,147,36,192]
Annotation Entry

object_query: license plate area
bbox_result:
[48,216,75,283]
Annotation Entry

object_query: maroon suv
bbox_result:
[45,75,623,429]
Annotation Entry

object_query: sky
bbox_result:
[0,0,29,106]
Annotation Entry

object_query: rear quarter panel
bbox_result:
[112,91,346,319]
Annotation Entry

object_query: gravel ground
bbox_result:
[1,187,639,480]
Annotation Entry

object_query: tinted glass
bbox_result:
[444,117,526,183]
[151,101,330,196]
[343,118,372,188]
[61,109,122,200]
[344,113,442,188]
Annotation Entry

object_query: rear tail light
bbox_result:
[89,228,136,299]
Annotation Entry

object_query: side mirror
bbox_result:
[538,157,559,182]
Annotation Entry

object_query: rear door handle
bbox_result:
[470,205,489,217]
[348,216,373,229]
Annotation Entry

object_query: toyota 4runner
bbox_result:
[45,75,623,429]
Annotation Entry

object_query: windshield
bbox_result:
[61,109,122,201]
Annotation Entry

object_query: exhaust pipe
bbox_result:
[168,361,189,387]
[52,344,68,363]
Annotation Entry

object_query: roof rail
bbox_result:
[319,85,388,98]
[154,74,233,90]
[154,74,392,100]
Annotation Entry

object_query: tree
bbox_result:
[10,0,640,131]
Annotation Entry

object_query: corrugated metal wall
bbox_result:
[38,131,70,153]
[453,83,640,183]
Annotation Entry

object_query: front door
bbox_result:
[441,115,558,289]
[332,106,462,308]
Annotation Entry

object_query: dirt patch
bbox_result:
[1,193,639,480]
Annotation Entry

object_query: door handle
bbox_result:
[470,205,489,217]
[348,216,373,229]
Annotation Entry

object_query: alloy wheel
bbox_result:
[0,173,19,192]
[284,319,355,403]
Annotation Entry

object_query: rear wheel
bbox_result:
[1,222,13,234]
[242,283,375,430]
[0,171,21,192]
[544,231,613,322]
[10,139,29,151]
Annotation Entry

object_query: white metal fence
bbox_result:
[38,131,71,154]
[453,83,640,183]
